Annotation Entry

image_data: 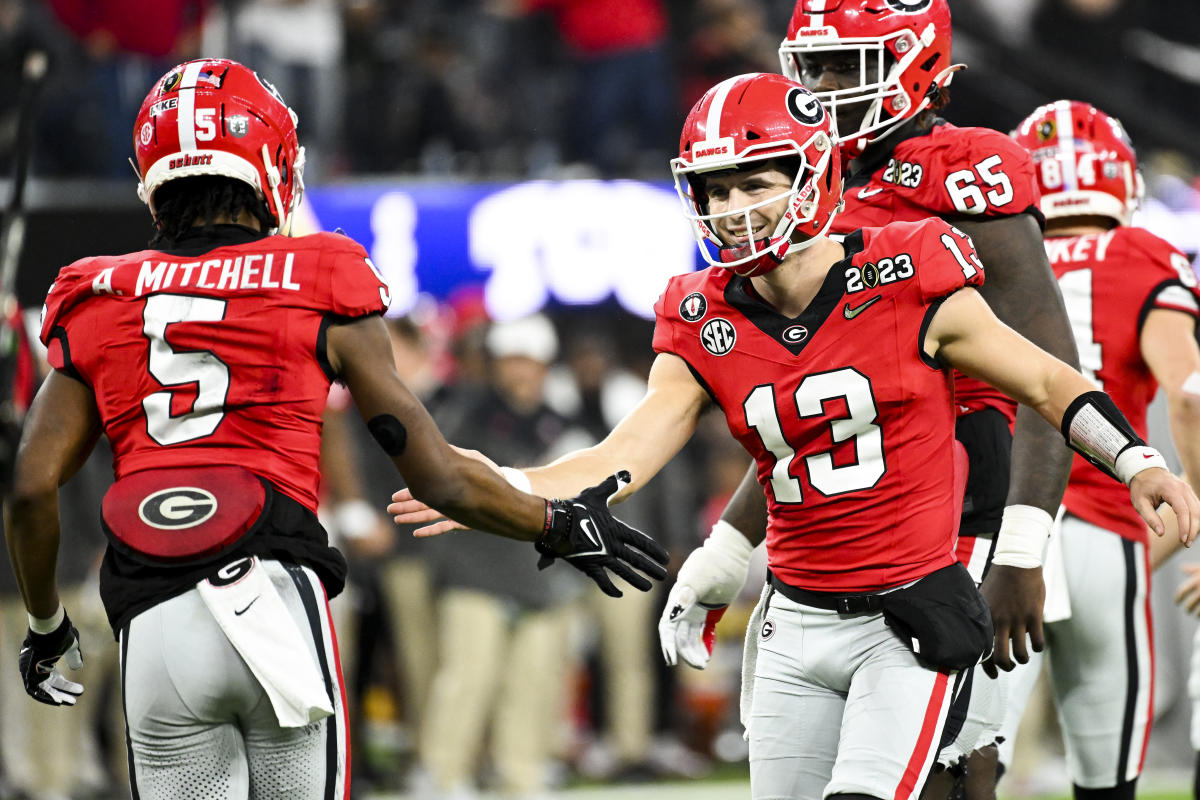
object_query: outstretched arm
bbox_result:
[328,315,547,540]
[331,315,668,596]
[960,215,1077,517]
[929,288,1198,539]
[958,215,1077,674]
[523,352,710,499]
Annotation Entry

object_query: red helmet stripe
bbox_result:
[175,61,206,152]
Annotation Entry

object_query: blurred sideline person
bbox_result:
[2,58,666,800]
[545,332,689,780]
[993,101,1200,800]
[391,72,1200,800]
[707,2,1083,794]
[418,314,593,799]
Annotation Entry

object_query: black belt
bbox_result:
[768,571,885,614]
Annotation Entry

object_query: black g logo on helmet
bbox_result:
[786,89,825,126]
[884,0,933,12]
[138,487,218,530]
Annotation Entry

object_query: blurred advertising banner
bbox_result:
[302,180,699,320]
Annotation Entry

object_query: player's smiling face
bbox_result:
[702,164,793,247]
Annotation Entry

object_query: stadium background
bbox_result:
[2,0,1200,797]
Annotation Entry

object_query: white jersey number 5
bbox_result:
[744,368,885,504]
[142,294,231,445]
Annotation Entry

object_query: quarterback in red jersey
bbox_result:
[3,58,666,800]
[996,100,1200,800]
[390,73,1199,800]
[707,1,1082,793]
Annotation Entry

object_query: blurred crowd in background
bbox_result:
[2,0,1200,799]
[0,0,1199,185]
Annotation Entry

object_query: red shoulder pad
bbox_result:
[1121,227,1200,314]
[653,270,713,356]
[909,126,1041,220]
[885,218,986,304]
[39,256,112,345]
[305,232,390,318]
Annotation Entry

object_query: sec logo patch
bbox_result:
[679,292,707,322]
[700,318,736,356]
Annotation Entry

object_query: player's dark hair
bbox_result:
[150,176,274,248]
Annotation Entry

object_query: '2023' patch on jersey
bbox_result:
[845,253,915,293]
[882,158,924,189]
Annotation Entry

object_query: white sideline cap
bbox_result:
[485,314,559,364]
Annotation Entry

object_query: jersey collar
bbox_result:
[724,231,866,356]
[846,117,948,188]
[159,224,269,257]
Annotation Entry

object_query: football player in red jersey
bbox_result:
[2,58,667,800]
[693,1,1084,793]
[993,100,1200,800]
[389,72,1199,800]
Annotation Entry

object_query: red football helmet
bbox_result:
[1012,100,1142,227]
[132,58,305,234]
[778,0,956,151]
[671,73,843,277]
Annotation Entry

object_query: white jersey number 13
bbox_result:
[744,368,885,504]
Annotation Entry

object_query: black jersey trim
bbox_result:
[724,230,865,356]
[918,296,946,370]
[1137,279,1197,335]
[47,325,86,384]
[316,315,338,382]
[158,224,268,257]
[845,118,947,188]
[1116,537,1139,786]
[285,564,340,800]
[120,626,142,800]
[680,357,720,412]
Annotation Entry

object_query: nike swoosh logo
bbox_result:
[578,518,601,550]
[843,295,882,320]
[858,187,884,199]
[234,597,259,616]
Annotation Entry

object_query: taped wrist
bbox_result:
[1061,391,1157,483]
[676,520,755,606]
[991,505,1053,569]
[27,604,65,635]
[699,521,754,568]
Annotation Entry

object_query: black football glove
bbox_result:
[535,471,670,598]
[19,611,84,707]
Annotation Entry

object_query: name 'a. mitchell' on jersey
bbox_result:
[40,228,390,511]
[835,121,1042,423]
[1051,225,1200,541]
[653,217,984,593]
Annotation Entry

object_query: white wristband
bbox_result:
[1114,446,1169,486]
[499,466,533,494]
[990,504,1053,569]
[28,604,65,634]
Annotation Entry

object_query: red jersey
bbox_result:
[835,121,1042,423]
[40,228,389,511]
[653,218,984,591]
[1050,226,1200,542]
